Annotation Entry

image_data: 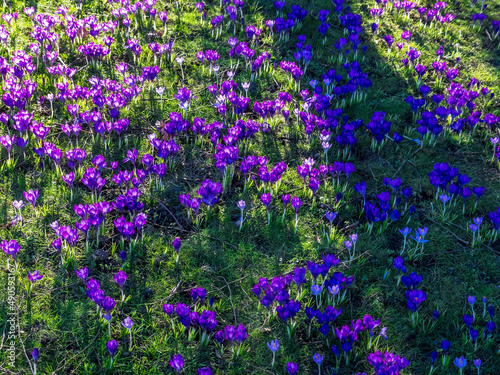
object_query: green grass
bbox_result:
[0,0,499,374]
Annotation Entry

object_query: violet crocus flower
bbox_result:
[120,251,127,267]
[392,256,406,285]
[120,222,135,253]
[313,353,323,373]
[430,351,438,368]
[1,239,20,264]
[114,270,127,301]
[172,238,181,264]
[267,339,279,366]
[291,197,303,233]
[27,270,43,295]
[76,267,89,281]
[122,317,134,351]
[62,172,75,200]
[260,193,272,225]
[23,189,39,212]
[398,227,412,255]
[197,179,222,208]
[0,134,15,161]
[163,303,174,316]
[325,211,337,239]
[281,194,290,221]
[170,354,184,373]
[355,182,367,205]
[236,200,246,229]
[107,340,119,365]
[134,212,147,240]
[311,284,322,296]
[411,227,429,255]
[287,362,298,375]
[473,358,481,373]
[384,35,394,49]
[454,356,467,375]
[441,340,450,366]
[52,238,62,262]
[32,347,39,372]
[102,296,116,313]
[174,87,196,113]
[12,200,25,220]
[405,289,427,322]
[401,30,411,41]
[159,10,168,35]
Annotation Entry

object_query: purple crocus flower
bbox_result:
[13,200,25,219]
[267,339,279,366]
[23,189,39,209]
[197,179,222,207]
[392,256,406,275]
[0,134,15,159]
[454,356,467,372]
[32,347,39,367]
[401,30,411,41]
[122,316,134,350]
[107,340,118,359]
[134,212,147,233]
[257,192,271,220]
[191,287,207,303]
[62,172,75,188]
[102,296,116,312]
[291,197,303,233]
[173,238,181,263]
[170,354,184,373]
[325,211,337,223]
[260,193,272,209]
[473,359,481,370]
[28,270,43,283]
[325,211,337,239]
[173,238,181,254]
[431,351,438,365]
[384,35,394,48]
[313,353,323,371]
[163,304,174,316]
[122,317,133,330]
[236,200,246,228]
[1,239,20,261]
[119,251,127,266]
[405,289,427,312]
[355,181,367,203]
[114,270,127,300]
[122,222,135,240]
[287,362,298,375]
[174,87,196,111]
[76,267,89,281]
[291,197,303,213]
[281,194,290,218]
[442,339,450,354]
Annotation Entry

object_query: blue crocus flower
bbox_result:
[411,227,429,244]
[473,358,481,369]
[454,356,467,374]
[267,339,279,352]
[325,211,337,223]
[311,284,322,295]
[399,227,411,237]
[313,353,323,365]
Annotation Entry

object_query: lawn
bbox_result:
[0,0,499,374]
